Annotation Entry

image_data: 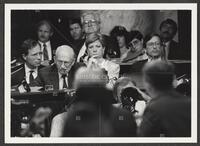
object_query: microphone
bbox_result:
[21,78,31,92]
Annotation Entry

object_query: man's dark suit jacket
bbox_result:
[168,40,181,60]
[51,103,137,137]
[34,63,83,90]
[11,64,44,86]
[138,90,191,137]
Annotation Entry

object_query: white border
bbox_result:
[5,3,197,143]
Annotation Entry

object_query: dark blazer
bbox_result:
[138,90,191,137]
[34,63,83,90]
[11,64,44,86]
[168,40,180,60]
[51,102,137,137]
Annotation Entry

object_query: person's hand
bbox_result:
[87,55,101,70]
[120,49,130,62]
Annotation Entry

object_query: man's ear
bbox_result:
[50,31,54,37]
[102,47,105,54]
[141,39,144,44]
[53,56,56,63]
[71,58,75,66]
[22,54,26,61]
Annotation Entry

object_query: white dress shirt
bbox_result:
[58,73,69,90]
[38,41,52,61]
[164,41,170,59]
[24,64,38,84]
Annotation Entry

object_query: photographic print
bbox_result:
[4,3,197,144]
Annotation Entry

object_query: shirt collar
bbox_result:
[24,63,38,74]
[58,72,68,79]
[38,40,51,47]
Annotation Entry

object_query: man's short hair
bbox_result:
[21,39,39,56]
[143,60,175,90]
[68,18,82,28]
[36,20,53,33]
[159,18,178,35]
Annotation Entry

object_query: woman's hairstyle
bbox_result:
[85,33,105,48]
[110,26,129,47]
[144,33,166,60]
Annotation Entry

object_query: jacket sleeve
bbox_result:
[137,106,162,137]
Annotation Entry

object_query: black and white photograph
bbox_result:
[4,3,197,143]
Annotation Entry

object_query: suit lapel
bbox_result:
[50,64,59,90]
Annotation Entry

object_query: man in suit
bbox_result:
[37,20,58,66]
[68,18,85,56]
[35,45,77,90]
[138,60,191,137]
[160,19,180,60]
[11,39,42,88]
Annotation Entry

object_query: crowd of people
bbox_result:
[11,11,191,137]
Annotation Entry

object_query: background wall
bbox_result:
[81,10,178,41]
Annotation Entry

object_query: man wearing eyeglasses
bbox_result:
[35,45,80,90]
[120,30,148,63]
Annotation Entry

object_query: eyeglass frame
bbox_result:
[83,19,98,26]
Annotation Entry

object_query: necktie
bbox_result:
[29,70,34,84]
[62,74,68,89]
[43,43,48,60]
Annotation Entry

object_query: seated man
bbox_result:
[159,19,180,60]
[11,39,43,91]
[120,30,148,63]
[36,20,59,66]
[35,45,78,90]
[68,18,85,56]
[50,67,137,137]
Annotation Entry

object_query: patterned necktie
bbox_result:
[29,70,34,84]
[43,43,48,60]
[62,74,68,89]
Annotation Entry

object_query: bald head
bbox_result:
[54,45,75,75]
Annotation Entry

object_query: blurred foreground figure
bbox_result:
[50,67,137,137]
[138,60,191,137]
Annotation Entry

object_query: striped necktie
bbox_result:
[43,43,48,60]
